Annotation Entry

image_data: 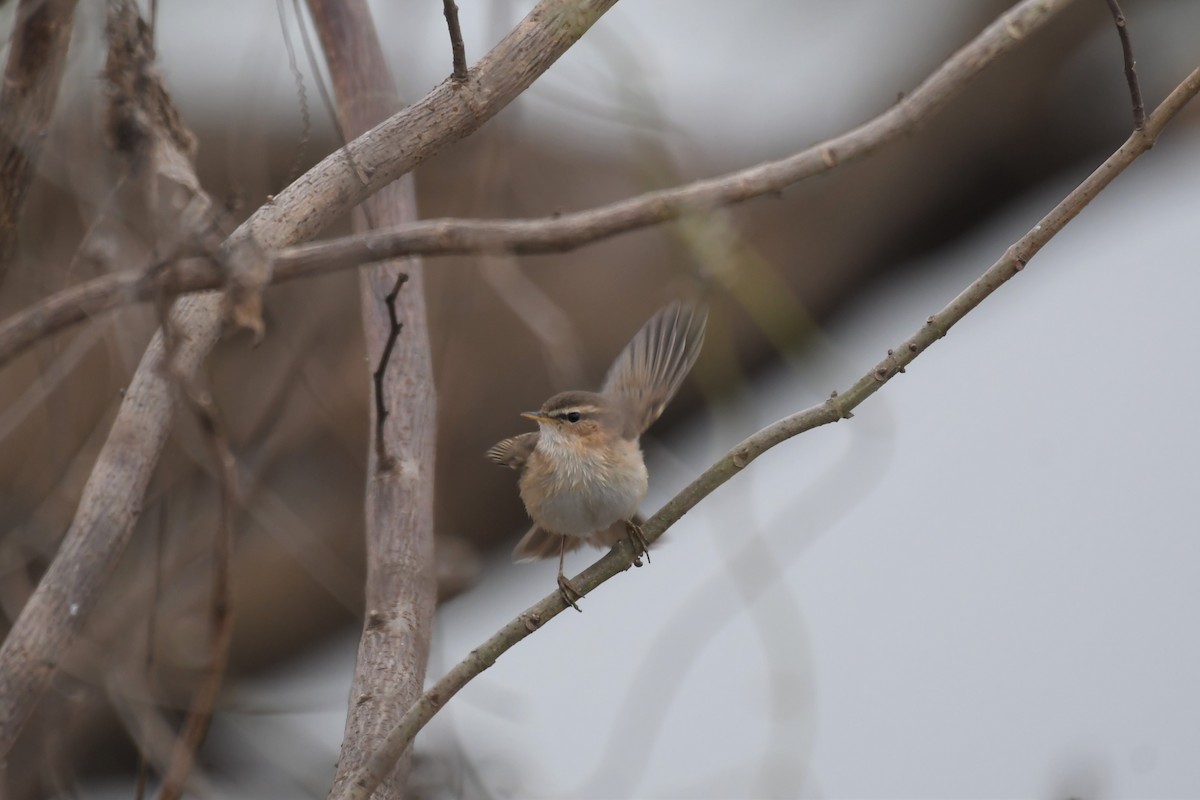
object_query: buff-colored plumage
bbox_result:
[488,302,707,570]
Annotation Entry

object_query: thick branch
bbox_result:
[0,0,79,276]
[0,0,1082,372]
[0,0,618,758]
[335,65,1200,800]
[304,1,438,799]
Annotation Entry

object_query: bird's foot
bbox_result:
[625,519,650,565]
[557,573,585,612]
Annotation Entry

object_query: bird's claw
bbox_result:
[557,573,585,612]
[625,519,650,564]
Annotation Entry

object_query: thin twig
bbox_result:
[153,262,239,800]
[372,272,408,469]
[335,65,1200,800]
[0,0,1084,373]
[133,503,167,800]
[291,0,373,190]
[0,0,80,276]
[276,0,313,186]
[1104,0,1145,130]
[107,672,220,799]
[442,0,468,82]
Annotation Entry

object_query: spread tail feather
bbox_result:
[512,514,648,562]
[513,526,579,562]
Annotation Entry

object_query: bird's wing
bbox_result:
[600,301,708,438]
[486,432,538,470]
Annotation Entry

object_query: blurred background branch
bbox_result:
[0,0,78,277]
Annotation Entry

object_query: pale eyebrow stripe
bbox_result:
[552,405,601,416]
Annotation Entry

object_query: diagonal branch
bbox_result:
[0,0,1084,372]
[334,64,1200,800]
[0,0,620,759]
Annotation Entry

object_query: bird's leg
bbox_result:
[557,536,584,612]
[624,518,650,565]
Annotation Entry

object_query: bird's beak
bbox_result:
[520,411,550,423]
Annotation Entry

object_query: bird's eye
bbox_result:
[565,411,581,423]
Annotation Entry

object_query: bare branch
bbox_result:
[0,0,79,276]
[0,0,618,757]
[0,0,1084,373]
[442,0,468,82]
[334,64,1200,800]
[303,1,438,798]
[1104,0,1145,129]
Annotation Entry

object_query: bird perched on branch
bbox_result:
[488,301,707,610]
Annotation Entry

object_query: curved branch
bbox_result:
[0,0,1080,372]
[335,65,1200,800]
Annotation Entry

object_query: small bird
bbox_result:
[487,301,707,610]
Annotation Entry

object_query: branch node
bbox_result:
[925,315,947,339]
[826,391,854,420]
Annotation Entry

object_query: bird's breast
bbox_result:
[519,436,648,538]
